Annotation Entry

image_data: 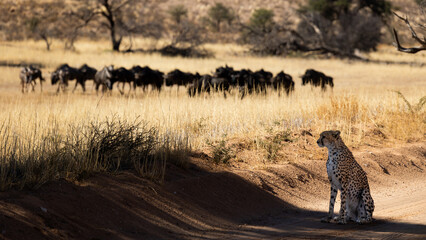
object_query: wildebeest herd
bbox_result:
[19,64,334,98]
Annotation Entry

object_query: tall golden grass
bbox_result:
[0,39,425,189]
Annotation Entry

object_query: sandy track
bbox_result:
[375,181,426,224]
[0,143,424,239]
[227,178,426,240]
[210,143,426,240]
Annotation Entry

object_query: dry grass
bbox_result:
[0,117,188,190]
[0,39,425,189]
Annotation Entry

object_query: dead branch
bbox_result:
[392,11,426,54]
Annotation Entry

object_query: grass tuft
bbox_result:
[0,117,190,190]
[207,137,235,164]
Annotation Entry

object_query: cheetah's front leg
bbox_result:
[337,188,348,224]
[321,184,338,223]
[357,188,375,224]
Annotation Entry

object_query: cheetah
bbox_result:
[317,130,374,224]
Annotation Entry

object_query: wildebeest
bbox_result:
[132,66,164,92]
[77,64,97,92]
[165,69,199,88]
[229,68,253,98]
[230,68,251,86]
[272,71,294,96]
[51,64,97,93]
[229,68,273,98]
[20,66,45,93]
[252,69,273,94]
[301,69,334,91]
[94,65,115,93]
[211,65,235,97]
[110,67,135,94]
[188,74,212,97]
[51,64,81,93]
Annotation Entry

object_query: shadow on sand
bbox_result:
[0,162,424,240]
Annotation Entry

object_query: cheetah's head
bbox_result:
[317,130,341,148]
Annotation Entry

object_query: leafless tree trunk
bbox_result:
[98,0,127,52]
[40,33,52,51]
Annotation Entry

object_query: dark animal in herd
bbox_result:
[204,66,292,99]
[51,64,79,93]
[51,64,98,93]
[165,69,200,88]
[111,67,135,94]
[212,65,233,97]
[301,69,334,91]
[188,74,213,97]
[252,69,273,93]
[20,64,333,96]
[78,64,97,91]
[132,66,164,92]
[20,66,45,93]
[273,71,294,96]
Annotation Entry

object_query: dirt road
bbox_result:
[0,143,425,239]
[208,143,426,239]
[222,176,426,240]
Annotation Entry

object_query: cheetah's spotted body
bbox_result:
[317,130,374,224]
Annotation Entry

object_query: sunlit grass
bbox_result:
[0,39,424,189]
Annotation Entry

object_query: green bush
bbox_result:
[168,4,188,24]
[204,3,235,32]
[249,8,275,32]
[207,138,234,164]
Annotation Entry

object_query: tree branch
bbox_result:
[299,14,367,60]
[112,0,131,12]
[393,12,426,45]
[392,11,426,53]
[392,28,426,53]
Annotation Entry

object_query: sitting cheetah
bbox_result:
[317,130,374,224]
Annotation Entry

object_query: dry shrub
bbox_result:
[258,128,293,163]
[378,92,426,142]
[314,96,369,145]
[0,118,190,191]
[380,111,425,142]
[314,93,425,143]
[316,96,367,124]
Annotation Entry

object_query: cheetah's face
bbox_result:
[317,130,341,148]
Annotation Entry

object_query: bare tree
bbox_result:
[28,2,68,51]
[170,20,204,48]
[70,0,162,52]
[2,1,67,51]
[393,12,426,53]
[159,18,209,58]
[97,0,129,51]
[63,4,98,51]
[69,0,143,52]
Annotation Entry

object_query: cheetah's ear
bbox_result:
[333,130,341,138]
